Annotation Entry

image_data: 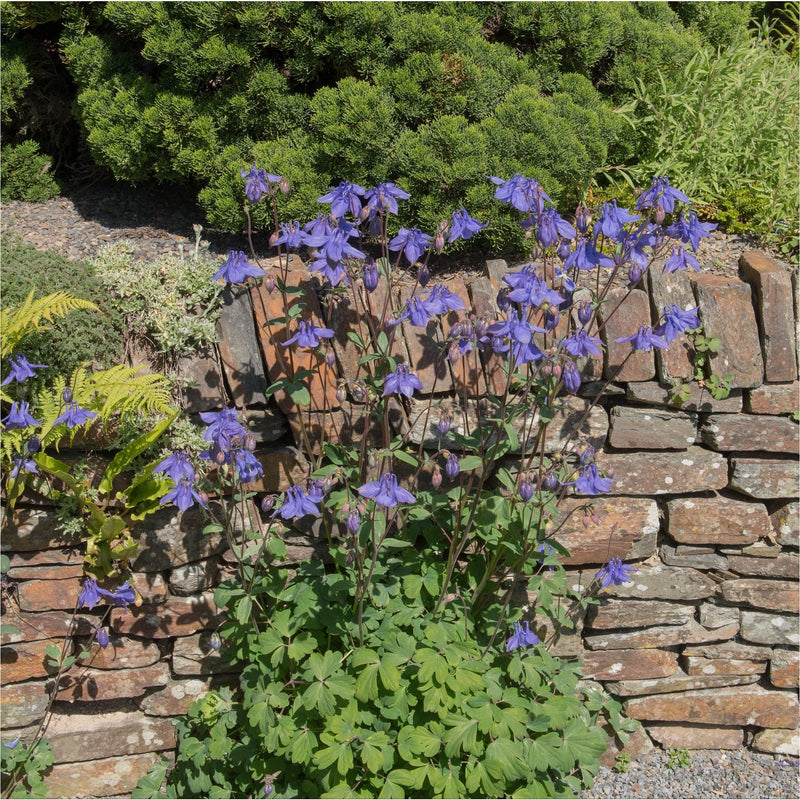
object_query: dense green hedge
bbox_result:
[1,1,771,252]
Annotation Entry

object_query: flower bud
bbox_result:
[557,239,571,261]
[541,472,558,492]
[359,204,371,222]
[26,435,41,455]
[335,380,347,405]
[346,508,361,534]
[582,514,591,528]
[551,363,562,380]
[606,466,615,479]
[363,260,379,293]
[215,448,227,465]
[438,410,452,436]
[279,177,290,195]
[351,382,367,403]
[575,206,591,235]
[519,476,535,503]
[197,491,209,508]
[269,231,280,247]
[447,341,461,362]
[62,387,73,403]
[209,631,223,651]
[260,495,276,514]
[475,318,488,339]
[434,231,445,254]
[244,433,256,452]
[449,322,463,339]
[461,321,474,340]
[591,513,600,526]
[445,453,460,481]
[325,347,336,368]
[95,626,109,649]
[543,308,559,331]
[628,265,643,286]
[418,264,430,288]
[497,288,511,311]
[265,274,276,294]
[577,300,593,327]
[654,204,665,225]
[431,465,442,489]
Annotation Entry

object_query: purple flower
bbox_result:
[273,221,326,249]
[10,456,38,478]
[663,246,700,273]
[318,181,366,219]
[304,214,335,239]
[445,453,460,481]
[53,402,97,429]
[656,304,701,344]
[2,401,41,429]
[389,295,434,328]
[363,259,379,292]
[423,285,466,315]
[316,219,366,265]
[487,309,544,348]
[95,626,110,649]
[447,208,487,243]
[505,269,563,309]
[666,211,717,252]
[212,250,265,283]
[273,485,321,519]
[357,472,415,508]
[161,477,207,512]
[241,164,281,204]
[535,208,576,249]
[596,201,641,242]
[78,578,136,610]
[519,476,535,503]
[635,176,691,215]
[346,508,361,534]
[575,463,613,495]
[365,182,410,217]
[615,325,669,352]
[312,259,349,287]
[153,451,195,483]
[200,408,248,456]
[561,329,603,358]
[388,227,432,265]
[489,174,551,215]
[596,557,636,588]
[78,578,103,610]
[383,365,424,398]
[561,360,581,394]
[564,238,615,271]
[506,620,540,652]
[235,450,264,484]
[283,320,335,349]
[577,301,593,327]
[2,355,47,386]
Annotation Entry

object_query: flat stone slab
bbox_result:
[745,382,800,415]
[586,598,694,630]
[665,496,770,545]
[752,728,800,757]
[0,680,49,728]
[584,619,738,651]
[599,287,655,382]
[740,610,800,646]
[605,668,759,697]
[624,684,799,728]
[626,380,742,413]
[0,509,82,553]
[55,662,170,703]
[582,648,678,681]
[690,273,764,388]
[600,563,718,601]
[771,649,800,689]
[660,543,729,571]
[701,413,799,454]
[721,579,799,613]
[727,552,799,580]
[683,655,767,677]
[111,592,223,639]
[648,264,697,383]
[601,447,728,495]
[729,458,799,499]
[608,405,698,449]
[647,724,744,751]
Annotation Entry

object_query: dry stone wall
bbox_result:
[1,251,798,796]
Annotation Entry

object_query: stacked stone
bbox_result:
[1,250,797,795]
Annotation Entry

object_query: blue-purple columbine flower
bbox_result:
[577,301,593,327]
[656,304,701,344]
[575,463,613,495]
[2,355,47,386]
[445,453,460,481]
[596,201,642,242]
[561,329,604,359]
[363,259,379,292]
[304,214,335,239]
[364,182,410,218]
[666,210,717,252]
[389,295,434,328]
[383,365,424,398]
[282,320,335,349]
[95,626,109,649]
[199,408,248,457]
[273,485,321,519]
[234,450,264,484]
[447,208,487,243]
[53,402,97,429]
[241,165,281,204]
[161,477,207,512]
[423,285,466,315]
[212,250,265,283]
[635,176,691,215]
[273,221,326,250]
[357,472,415,508]
[388,227,432,265]
[487,308,545,349]
[78,578,136,610]
[489,174,552,215]
[596,557,636,588]
[562,360,582,394]
[564,238,615,271]
[506,620,540,652]
[519,475,535,503]
[10,456,38,478]
[533,208,576,249]
[2,401,41,429]
[346,508,361,534]
[663,245,701,273]
[615,325,669,352]
[505,269,563,310]
[318,181,366,219]
[154,451,195,484]
[316,218,366,264]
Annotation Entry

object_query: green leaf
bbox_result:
[458,454,483,472]
[45,643,62,663]
[287,381,311,407]
[303,681,337,717]
[290,728,316,765]
[442,714,479,758]
[235,595,253,625]
[392,449,419,468]
[362,731,389,773]
[486,737,528,781]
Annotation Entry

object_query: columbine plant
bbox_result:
[136,168,716,799]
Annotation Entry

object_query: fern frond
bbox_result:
[1,289,100,358]
[87,365,173,421]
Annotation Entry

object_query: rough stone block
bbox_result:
[1,639,60,683]
[244,407,288,444]
[698,603,739,629]
[175,346,227,413]
[130,572,169,605]
[601,447,728,495]
[468,276,506,394]
[582,649,678,680]
[598,723,656,769]
[605,667,759,697]
[661,544,729,571]
[745,382,800,415]
[1,610,94,645]
[169,558,220,596]
[727,552,799,580]
[6,562,83,582]
[626,380,742,413]
[483,258,508,294]
[647,724,743,751]
[729,458,799,499]
[586,599,694,630]
[17,579,89,613]
[739,251,798,382]
[599,288,655,382]
[770,500,799,547]
[172,632,234,676]
[690,273,764,388]
[648,264,698,382]
[602,563,718,601]
[721,579,799,614]
[701,414,799,454]
[740,611,800,646]
[82,636,162,671]
[42,709,176,763]
[624,685,799,728]
[666,496,771,545]
[752,728,800,757]
[216,284,268,406]
[683,655,767,677]
[0,681,49,728]
[0,508,81,553]
[770,649,800,689]
[552,497,658,566]
[110,593,222,639]
[54,663,170,703]
[608,406,698,450]
[138,677,227,717]
[684,641,772,661]
[584,619,738,651]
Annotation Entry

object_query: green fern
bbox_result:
[1,288,100,359]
